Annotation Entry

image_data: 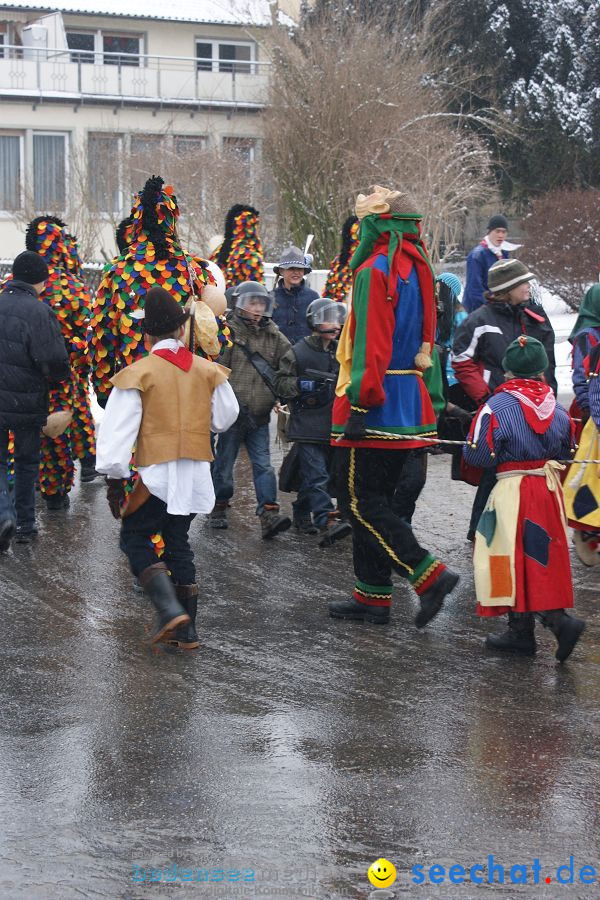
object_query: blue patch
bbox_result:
[523,519,550,567]
[476,509,497,547]
[573,485,598,520]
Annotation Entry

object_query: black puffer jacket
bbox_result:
[0,280,70,427]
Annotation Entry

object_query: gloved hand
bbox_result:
[106,478,125,519]
[343,408,367,441]
[297,378,317,392]
[447,404,475,426]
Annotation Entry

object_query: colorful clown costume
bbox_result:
[328,188,458,627]
[322,216,359,303]
[211,204,264,288]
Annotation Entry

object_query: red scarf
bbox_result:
[153,346,194,372]
[498,378,556,434]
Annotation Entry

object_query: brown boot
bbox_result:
[260,504,291,539]
[165,584,200,650]
[138,562,189,644]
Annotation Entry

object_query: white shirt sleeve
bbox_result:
[211,380,239,434]
[96,387,143,478]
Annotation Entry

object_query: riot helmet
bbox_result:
[231,281,274,320]
[306,298,347,333]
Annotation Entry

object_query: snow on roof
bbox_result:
[0,1,274,26]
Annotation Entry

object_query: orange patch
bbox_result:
[489,555,512,597]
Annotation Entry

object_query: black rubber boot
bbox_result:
[485,612,536,655]
[80,456,101,482]
[44,492,70,510]
[260,504,291,539]
[415,568,460,628]
[165,585,200,650]
[0,518,15,552]
[209,502,228,529]
[537,609,586,663]
[328,597,390,624]
[138,562,189,644]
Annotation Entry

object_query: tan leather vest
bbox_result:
[111,353,229,465]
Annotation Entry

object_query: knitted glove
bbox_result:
[343,408,367,441]
[106,479,125,519]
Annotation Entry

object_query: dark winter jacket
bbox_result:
[271,279,320,344]
[220,310,290,425]
[463,243,510,313]
[452,299,556,404]
[275,334,339,443]
[0,280,70,427]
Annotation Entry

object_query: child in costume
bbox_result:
[211,204,264,288]
[322,215,360,304]
[464,335,585,662]
[329,185,459,628]
[274,298,351,545]
[96,286,238,648]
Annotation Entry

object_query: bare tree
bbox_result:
[521,188,600,309]
[261,9,496,265]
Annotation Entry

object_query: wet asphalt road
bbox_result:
[0,446,599,900]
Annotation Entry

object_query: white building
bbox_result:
[0,1,296,260]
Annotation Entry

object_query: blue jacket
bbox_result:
[271,280,319,344]
[463,243,509,313]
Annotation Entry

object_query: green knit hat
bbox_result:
[502,335,548,377]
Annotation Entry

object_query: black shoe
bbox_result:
[80,458,101,482]
[260,506,291,539]
[539,610,585,663]
[209,502,228,529]
[0,518,16,552]
[138,563,190,644]
[318,519,352,548]
[165,585,199,650]
[415,568,459,629]
[328,597,390,624]
[15,527,38,545]
[293,514,319,535]
[466,529,475,543]
[486,626,537,655]
[44,492,70,510]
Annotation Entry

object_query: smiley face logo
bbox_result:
[368,858,397,888]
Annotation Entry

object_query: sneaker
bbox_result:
[318,519,352,548]
[260,505,291,539]
[209,502,228,529]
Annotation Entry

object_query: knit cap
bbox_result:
[502,335,548,377]
[437,271,462,299]
[488,259,534,294]
[487,214,508,232]
[12,250,49,284]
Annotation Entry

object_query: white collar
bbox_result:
[150,338,184,353]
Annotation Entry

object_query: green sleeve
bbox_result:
[423,347,445,417]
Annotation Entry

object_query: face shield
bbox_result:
[235,289,274,321]
[307,299,347,334]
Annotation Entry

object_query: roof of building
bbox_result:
[0,1,274,26]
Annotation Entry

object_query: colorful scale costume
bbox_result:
[211,204,264,288]
[90,176,224,406]
[322,216,359,302]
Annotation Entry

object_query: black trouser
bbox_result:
[469,467,497,535]
[119,494,196,584]
[336,447,431,588]
[0,425,41,533]
[391,449,428,525]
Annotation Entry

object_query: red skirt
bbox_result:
[477,472,574,617]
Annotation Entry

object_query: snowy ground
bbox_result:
[538,286,576,403]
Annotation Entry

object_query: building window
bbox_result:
[223,137,256,165]
[65,29,141,66]
[88,133,122,213]
[103,34,140,67]
[0,134,21,210]
[174,135,207,156]
[33,133,66,210]
[66,31,94,64]
[196,39,255,74]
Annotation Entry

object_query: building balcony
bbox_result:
[0,44,269,110]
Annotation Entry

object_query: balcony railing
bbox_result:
[0,44,269,109]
